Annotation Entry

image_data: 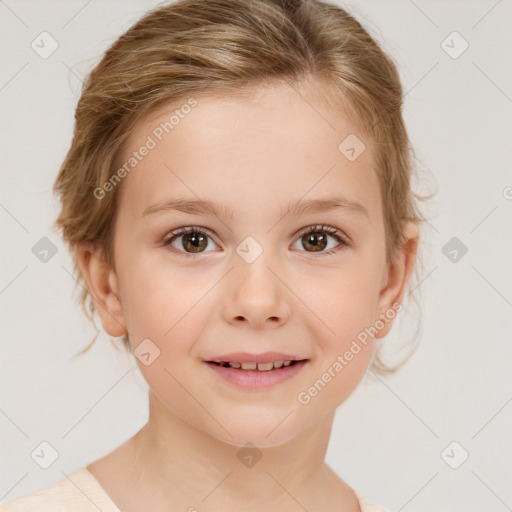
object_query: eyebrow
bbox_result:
[142,196,369,220]
[142,198,235,220]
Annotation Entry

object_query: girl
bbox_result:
[1,0,424,510]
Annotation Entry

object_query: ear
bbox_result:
[74,243,127,337]
[375,222,419,339]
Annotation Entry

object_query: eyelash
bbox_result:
[161,224,351,259]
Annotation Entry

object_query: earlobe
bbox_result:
[74,244,127,337]
[375,222,419,339]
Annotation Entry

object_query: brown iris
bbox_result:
[182,232,208,253]
[302,232,328,252]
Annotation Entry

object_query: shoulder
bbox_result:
[353,488,393,512]
[0,468,119,512]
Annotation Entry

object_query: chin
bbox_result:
[205,414,304,449]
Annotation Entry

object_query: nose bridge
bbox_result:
[223,236,291,326]
[234,238,280,296]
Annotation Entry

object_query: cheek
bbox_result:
[301,254,384,393]
[119,256,215,372]
[302,284,377,409]
[118,249,189,328]
[312,261,383,339]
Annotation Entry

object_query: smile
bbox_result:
[210,360,302,371]
[204,359,309,389]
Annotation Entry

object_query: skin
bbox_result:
[76,80,418,512]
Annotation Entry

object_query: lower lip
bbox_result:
[204,360,309,389]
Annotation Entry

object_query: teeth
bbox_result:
[218,360,297,371]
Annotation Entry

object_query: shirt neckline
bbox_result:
[76,466,380,512]
[71,467,122,512]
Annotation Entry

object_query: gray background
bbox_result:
[1,0,511,510]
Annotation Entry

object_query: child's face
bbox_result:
[85,81,416,447]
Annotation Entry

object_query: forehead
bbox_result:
[115,81,381,225]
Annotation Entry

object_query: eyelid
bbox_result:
[294,224,351,246]
[162,225,217,243]
[161,225,220,252]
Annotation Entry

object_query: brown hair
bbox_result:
[53,0,429,374]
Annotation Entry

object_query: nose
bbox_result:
[222,252,291,329]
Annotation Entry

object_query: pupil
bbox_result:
[305,233,326,252]
[185,233,206,252]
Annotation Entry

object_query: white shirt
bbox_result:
[0,467,392,511]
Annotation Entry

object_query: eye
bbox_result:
[162,224,350,258]
[162,226,219,257]
[291,224,350,256]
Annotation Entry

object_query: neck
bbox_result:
[96,390,359,512]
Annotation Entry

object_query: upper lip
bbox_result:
[206,352,307,363]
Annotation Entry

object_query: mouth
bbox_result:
[203,355,309,389]
[207,359,306,371]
